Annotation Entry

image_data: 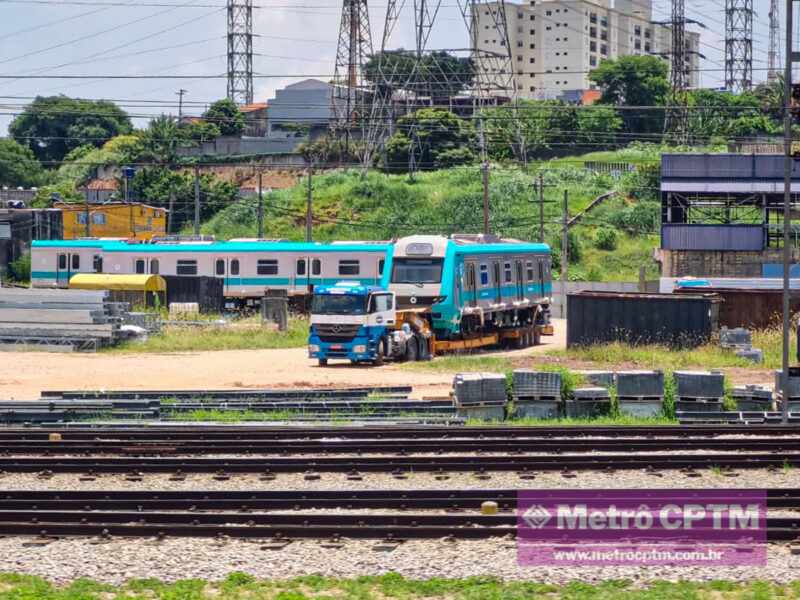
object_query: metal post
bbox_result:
[84,198,90,238]
[306,168,313,242]
[125,177,133,238]
[194,165,201,236]
[167,191,175,234]
[480,118,490,235]
[538,173,544,243]
[782,0,795,424]
[561,190,568,319]
[257,172,264,239]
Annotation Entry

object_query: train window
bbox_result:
[257,259,278,275]
[230,259,239,276]
[135,259,145,275]
[58,254,67,270]
[504,262,513,283]
[526,261,534,281]
[339,260,360,275]
[538,261,544,279]
[312,259,321,275]
[296,259,306,276]
[93,255,103,273]
[215,259,225,276]
[379,259,385,275]
[479,264,489,286]
[71,255,80,270]
[150,259,159,275]
[177,260,198,276]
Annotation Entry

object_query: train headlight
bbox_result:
[353,344,367,353]
[308,344,320,353]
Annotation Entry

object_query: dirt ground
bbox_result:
[0,320,567,400]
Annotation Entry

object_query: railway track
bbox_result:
[3,424,800,442]
[0,489,795,540]
[1,452,800,473]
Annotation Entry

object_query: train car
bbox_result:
[31,239,390,307]
[381,234,552,340]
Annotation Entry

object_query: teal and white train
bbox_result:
[30,234,552,330]
[31,238,388,307]
[382,234,552,340]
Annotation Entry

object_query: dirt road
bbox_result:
[1,320,566,399]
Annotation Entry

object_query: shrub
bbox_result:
[7,252,30,283]
[594,227,618,250]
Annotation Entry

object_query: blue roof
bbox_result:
[33,240,390,254]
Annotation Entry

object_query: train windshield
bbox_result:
[311,294,367,315]
[391,258,444,284]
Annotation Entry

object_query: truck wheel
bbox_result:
[373,340,386,366]
[318,358,328,366]
[532,326,541,346]
[405,337,419,361]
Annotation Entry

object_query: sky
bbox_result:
[0,0,778,137]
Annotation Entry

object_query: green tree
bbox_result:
[363,50,474,101]
[686,89,776,140]
[0,139,44,187]
[588,55,669,134]
[203,99,245,137]
[383,108,475,171]
[177,120,221,144]
[130,167,239,231]
[140,115,180,165]
[575,105,624,146]
[9,95,132,164]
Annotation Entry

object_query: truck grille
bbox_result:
[315,324,361,342]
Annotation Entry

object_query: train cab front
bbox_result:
[388,235,448,310]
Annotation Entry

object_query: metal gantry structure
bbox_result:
[664,0,689,143]
[725,0,753,92]
[361,0,516,171]
[227,0,254,105]
[331,0,374,141]
[769,0,781,79]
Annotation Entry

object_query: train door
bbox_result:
[465,263,477,307]
[538,258,546,297]
[515,260,524,300]
[310,257,322,290]
[492,261,501,303]
[214,257,229,294]
[56,252,77,287]
[295,257,310,293]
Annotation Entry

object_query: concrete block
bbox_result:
[512,401,560,420]
[616,371,664,398]
[618,398,663,418]
[674,370,725,399]
[456,404,506,421]
[564,399,611,418]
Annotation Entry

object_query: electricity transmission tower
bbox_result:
[725,0,753,92]
[362,0,515,171]
[768,0,781,80]
[659,0,703,143]
[227,0,253,104]
[331,0,373,147]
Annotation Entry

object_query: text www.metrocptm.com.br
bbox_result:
[549,548,726,563]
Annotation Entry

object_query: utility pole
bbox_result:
[306,168,313,242]
[257,171,264,239]
[725,0,754,92]
[561,190,568,319]
[176,89,187,121]
[479,118,490,235]
[538,173,544,243]
[167,191,175,234]
[194,165,201,236]
[84,198,90,238]
[782,0,795,425]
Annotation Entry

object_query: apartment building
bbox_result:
[476,0,700,99]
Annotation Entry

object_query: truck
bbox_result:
[308,281,431,365]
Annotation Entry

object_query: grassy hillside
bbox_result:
[201,144,721,281]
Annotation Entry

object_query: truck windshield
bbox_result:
[391,258,443,284]
[311,294,367,315]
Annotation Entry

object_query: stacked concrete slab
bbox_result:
[674,370,725,413]
[0,288,127,351]
[731,385,773,411]
[453,372,507,420]
[616,370,664,417]
[566,387,612,418]
[511,370,562,419]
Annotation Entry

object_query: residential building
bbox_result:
[54,202,167,241]
[240,102,269,137]
[476,0,700,99]
[266,79,334,142]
